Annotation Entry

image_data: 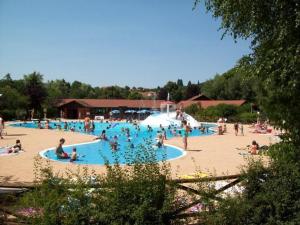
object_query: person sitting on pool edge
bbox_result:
[55,138,69,159]
[70,147,77,162]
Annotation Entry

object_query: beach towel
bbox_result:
[0,147,7,155]
[179,172,208,179]
[0,147,24,156]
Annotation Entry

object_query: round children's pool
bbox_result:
[11,121,215,165]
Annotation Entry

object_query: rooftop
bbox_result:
[57,99,165,109]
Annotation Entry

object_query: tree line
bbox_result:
[0,58,258,120]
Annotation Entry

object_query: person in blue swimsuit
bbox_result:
[182,120,190,150]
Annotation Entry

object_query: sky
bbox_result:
[0,0,251,88]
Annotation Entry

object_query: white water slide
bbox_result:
[140,111,199,128]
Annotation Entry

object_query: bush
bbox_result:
[237,112,257,124]
[192,104,239,122]
[185,103,259,123]
[184,103,201,116]
[204,143,300,225]
[18,144,184,225]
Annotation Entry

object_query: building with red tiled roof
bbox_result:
[57,99,164,119]
[185,93,211,101]
[57,95,246,119]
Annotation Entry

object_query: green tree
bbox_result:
[195,0,300,141]
[0,73,14,87]
[184,81,200,99]
[177,79,184,87]
[157,87,168,100]
[194,0,300,224]
[0,85,29,119]
[201,57,257,101]
[44,79,71,117]
[69,81,95,99]
[128,91,143,100]
[24,72,47,112]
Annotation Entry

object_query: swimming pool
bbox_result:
[12,121,215,165]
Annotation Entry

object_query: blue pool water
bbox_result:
[11,121,215,165]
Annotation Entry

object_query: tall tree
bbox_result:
[157,87,168,100]
[0,74,14,87]
[184,81,200,99]
[195,0,300,140]
[194,0,300,224]
[23,72,47,111]
[177,79,184,87]
[0,85,29,119]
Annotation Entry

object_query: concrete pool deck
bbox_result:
[0,123,272,186]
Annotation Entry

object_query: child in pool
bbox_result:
[70,147,77,162]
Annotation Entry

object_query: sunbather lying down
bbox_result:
[7,139,23,153]
[0,139,24,155]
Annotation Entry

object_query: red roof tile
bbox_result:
[186,94,211,101]
[57,99,165,109]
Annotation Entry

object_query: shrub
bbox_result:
[18,144,183,225]
[204,143,300,225]
[184,103,201,116]
[195,104,239,122]
[237,112,257,124]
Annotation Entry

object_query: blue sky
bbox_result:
[0,0,251,88]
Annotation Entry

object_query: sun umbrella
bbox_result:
[150,110,160,114]
[111,110,120,114]
[125,110,136,113]
[137,109,149,114]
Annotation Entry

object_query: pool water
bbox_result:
[12,121,215,165]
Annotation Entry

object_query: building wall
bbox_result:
[77,108,90,119]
